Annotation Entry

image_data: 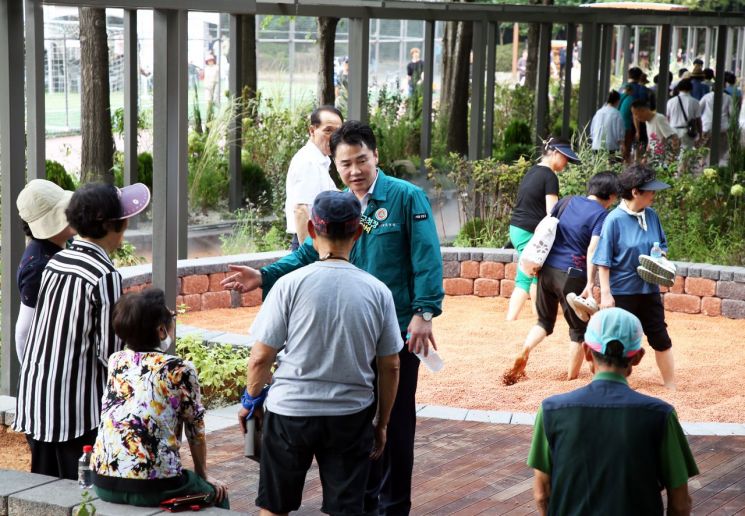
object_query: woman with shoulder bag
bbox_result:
[506,137,581,321]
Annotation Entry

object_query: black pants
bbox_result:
[26,428,97,480]
[365,337,420,515]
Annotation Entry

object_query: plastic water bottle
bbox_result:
[415,349,444,372]
[78,445,93,488]
[651,241,663,259]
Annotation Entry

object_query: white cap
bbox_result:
[16,179,73,239]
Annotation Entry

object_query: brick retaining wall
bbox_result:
[120,248,745,319]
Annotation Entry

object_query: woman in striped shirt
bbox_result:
[14,182,150,479]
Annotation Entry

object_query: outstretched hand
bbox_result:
[221,265,262,293]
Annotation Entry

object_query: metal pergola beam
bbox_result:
[483,21,497,157]
[597,24,613,111]
[1,0,26,395]
[228,14,244,211]
[347,17,370,122]
[657,25,672,116]
[561,23,575,140]
[26,0,45,180]
[152,8,187,308]
[469,20,486,160]
[710,24,727,165]
[578,23,599,133]
[39,0,745,27]
[534,21,551,144]
[123,9,138,229]
[419,19,434,169]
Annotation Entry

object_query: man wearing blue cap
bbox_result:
[239,191,403,515]
[225,121,443,515]
[528,308,698,516]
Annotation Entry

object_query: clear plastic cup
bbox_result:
[415,349,444,372]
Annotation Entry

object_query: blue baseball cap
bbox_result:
[311,191,361,237]
[585,308,643,357]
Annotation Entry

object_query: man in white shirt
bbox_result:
[285,106,343,249]
[631,100,680,159]
[666,79,702,150]
[700,89,732,165]
[590,91,625,153]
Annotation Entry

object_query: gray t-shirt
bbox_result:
[249,260,403,417]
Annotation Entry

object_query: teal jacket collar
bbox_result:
[369,169,389,203]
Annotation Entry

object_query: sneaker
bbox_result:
[638,255,676,281]
[637,265,675,287]
[566,292,599,322]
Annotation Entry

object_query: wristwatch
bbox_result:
[416,311,434,322]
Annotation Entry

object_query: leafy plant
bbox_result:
[241,159,273,208]
[75,490,96,516]
[221,204,289,255]
[176,335,250,408]
[112,241,146,267]
[46,160,77,191]
[112,151,154,191]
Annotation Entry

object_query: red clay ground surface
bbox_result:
[181,296,745,423]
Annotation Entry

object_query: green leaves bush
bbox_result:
[176,335,250,408]
[46,160,77,190]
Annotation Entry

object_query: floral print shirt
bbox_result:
[92,349,205,480]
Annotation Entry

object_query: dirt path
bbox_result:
[181,296,745,423]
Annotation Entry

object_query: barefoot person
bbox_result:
[592,165,677,389]
[223,121,443,514]
[528,308,698,515]
[504,172,619,384]
[506,137,580,321]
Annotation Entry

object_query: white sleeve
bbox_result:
[692,99,702,119]
[15,303,36,363]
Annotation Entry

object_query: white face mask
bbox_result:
[160,335,172,352]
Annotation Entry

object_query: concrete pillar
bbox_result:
[534,22,552,144]
[228,14,244,211]
[657,25,672,117]
[469,20,486,160]
[484,22,497,157]
[561,23,575,140]
[420,20,435,168]
[578,23,599,132]
[123,10,139,229]
[711,25,728,166]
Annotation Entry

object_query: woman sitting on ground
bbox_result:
[90,288,229,509]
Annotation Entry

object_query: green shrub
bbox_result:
[498,143,534,164]
[176,335,249,408]
[503,120,532,146]
[454,217,509,248]
[45,160,76,190]
[111,151,154,191]
[111,241,145,267]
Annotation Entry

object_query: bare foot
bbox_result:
[503,350,529,386]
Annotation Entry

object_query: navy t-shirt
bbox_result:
[509,165,560,233]
[17,238,64,308]
[544,197,608,272]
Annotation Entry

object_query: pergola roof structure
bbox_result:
[2,0,745,393]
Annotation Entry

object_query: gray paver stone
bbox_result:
[8,479,96,516]
[442,261,460,278]
[733,267,745,283]
[700,265,720,280]
[155,508,248,515]
[457,251,471,261]
[0,471,58,516]
[80,500,161,516]
[440,250,459,262]
[208,333,252,348]
[510,412,536,425]
[3,409,15,427]
[717,281,745,301]
[686,264,702,278]
[722,299,745,319]
[417,405,468,421]
[482,250,516,263]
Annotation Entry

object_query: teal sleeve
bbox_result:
[260,237,319,298]
[407,188,444,316]
[659,411,699,489]
[527,407,552,474]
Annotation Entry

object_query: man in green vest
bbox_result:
[528,307,698,516]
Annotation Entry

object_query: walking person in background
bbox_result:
[590,91,626,155]
[528,308,698,516]
[284,106,343,250]
[700,83,732,165]
[14,179,75,363]
[406,47,424,97]
[91,289,229,509]
[222,121,443,515]
[667,78,702,150]
[14,183,150,479]
[506,137,581,321]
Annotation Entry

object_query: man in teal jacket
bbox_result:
[223,121,444,515]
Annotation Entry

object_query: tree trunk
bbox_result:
[317,17,339,106]
[525,0,553,92]
[446,20,473,155]
[240,14,257,100]
[79,7,114,184]
[440,20,457,114]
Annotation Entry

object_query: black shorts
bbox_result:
[256,405,375,515]
[536,265,587,342]
[613,293,672,351]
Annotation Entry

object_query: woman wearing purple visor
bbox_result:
[14,182,151,479]
[506,137,581,321]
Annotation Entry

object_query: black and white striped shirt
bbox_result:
[14,239,122,442]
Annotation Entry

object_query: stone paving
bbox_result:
[184,415,745,515]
